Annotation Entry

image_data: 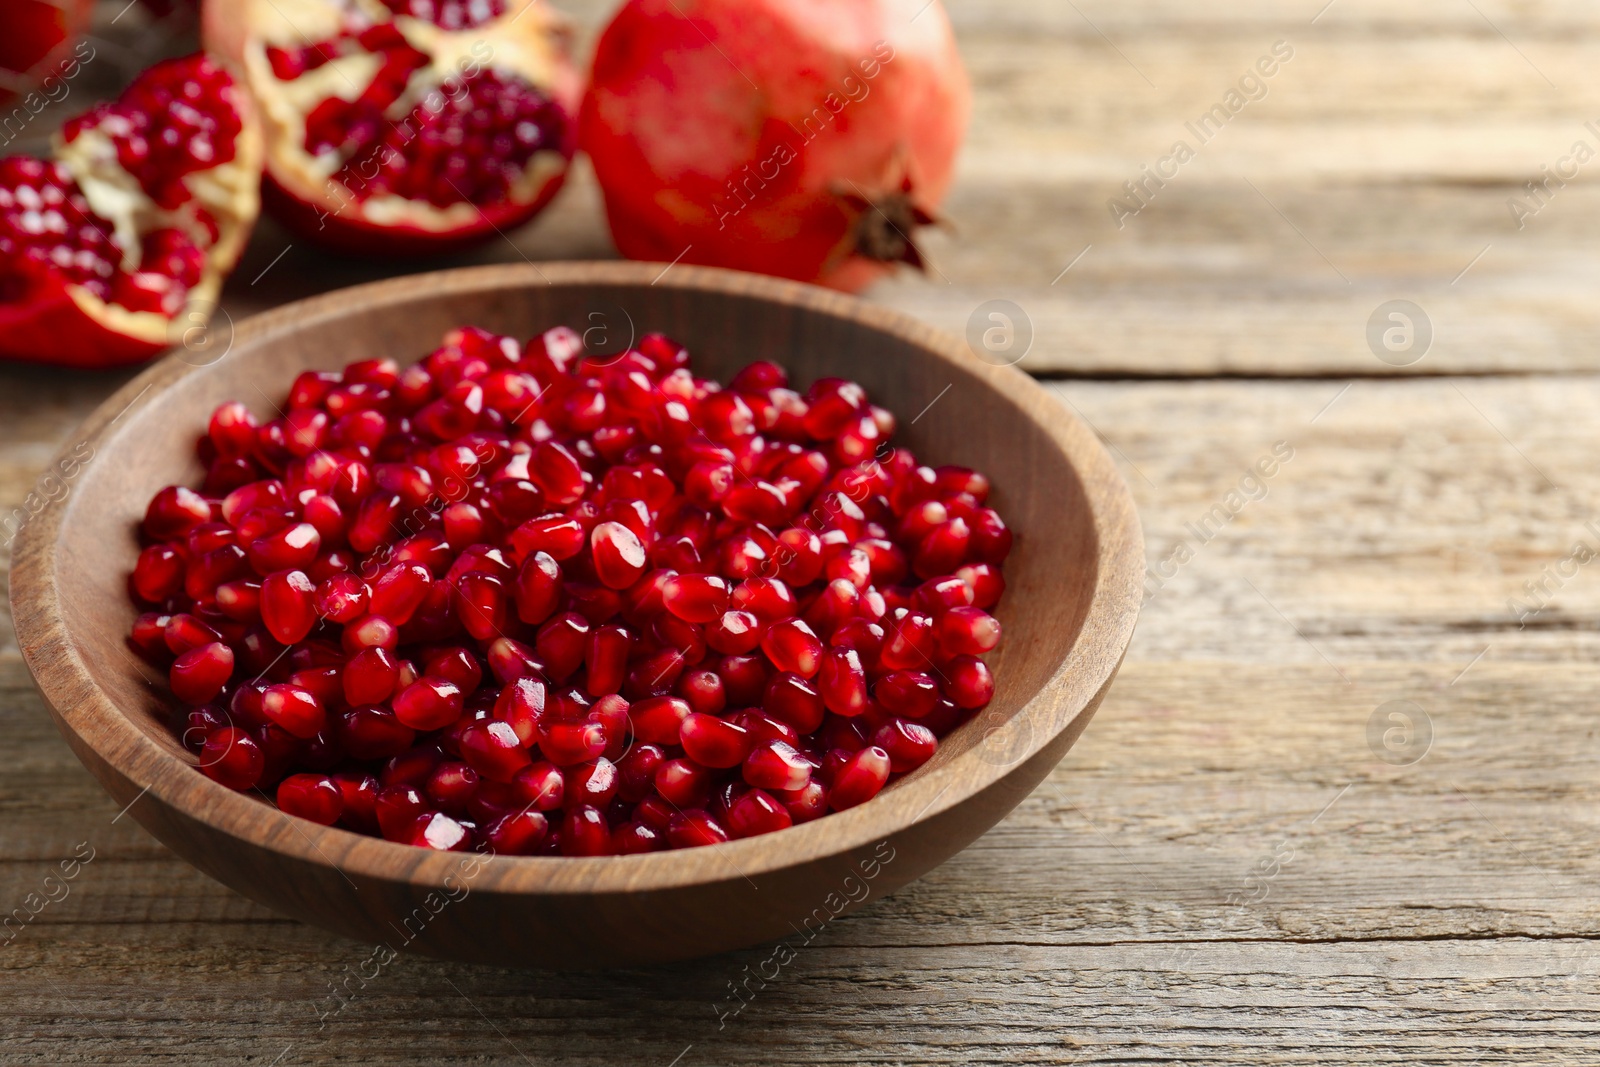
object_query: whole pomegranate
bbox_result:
[0,0,92,106]
[203,0,581,257]
[581,0,970,292]
[0,53,262,368]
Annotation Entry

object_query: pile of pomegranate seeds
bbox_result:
[128,326,1011,855]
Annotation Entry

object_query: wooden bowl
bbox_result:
[10,263,1142,967]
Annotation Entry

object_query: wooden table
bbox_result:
[3,0,1598,1062]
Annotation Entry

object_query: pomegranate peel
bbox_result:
[0,53,262,367]
[205,0,580,256]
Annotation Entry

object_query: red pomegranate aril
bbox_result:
[342,613,399,654]
[164,613,224,656]
[726,788,793,839]
[144,486,213,541]
[561,805,612,856]
[654,757,714,808]
[261,683,326,739]
[459,719,532,782]
[680,712,754,768]
[513,761,566,810]
[136,327,1013,853]
[455,571,509,641]
[390,676,464,731]
[485,810,549,855]
[567,757,619,808]
[171,642,234,704]
[367,561,431,626]
[662,573,731,623]
[260,569,318,645]
[277,773,344,825]
[873,718,938,772]
[134,544,187,604]
[944,655,996,709]
[200,726,264,790]
[424,761,480,815]
[425,646,483,692]
[828,746,891,810]
[585,624,633,695]
[611,821,664,854]
[339,706,415,760]
[539,720,607,766]
[761,618,823,678]
[535,611,591,681]
[666,809,730,849]
[629,695,691,745]
[937,606,1002,656]
[743,740,812,791]
[763,672,825,733]
[513,550,563,624]
[818,647,868,716]
[335,773,380,832]
[881,612,937,671]
[411,812,472,851]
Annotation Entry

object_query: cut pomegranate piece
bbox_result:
[0,54,261,367]
[204,0,579,256]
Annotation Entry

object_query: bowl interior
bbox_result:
[39,264,1117,880]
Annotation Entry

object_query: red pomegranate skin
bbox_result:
[581,0,970,293]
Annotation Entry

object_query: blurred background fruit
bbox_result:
[203,0,581,257]
[0,53,260,366]
[581,0,970,293]
[0,0,94,105]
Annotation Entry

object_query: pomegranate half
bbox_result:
[0,53,262,368]
[204,0,581,257]
[581,0,971,293]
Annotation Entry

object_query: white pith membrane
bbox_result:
[51,103,262,343]
[239,0,571,233]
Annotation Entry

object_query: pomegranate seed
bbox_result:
[876,670,941,718]
[726,788,793,839]
[485,811,549,855]
[743,740,812,791]
[666,809,730,849]
[260,569,318,644]
[170,642,234,704]
[562,805,612,856]
[829,746,891,810]
[629,696,691,745]
[369,561,431,624]
[277,773,344,825]
[411,812,472,851]
[390,676,464,730]
[200,726,263,790]
[134,330,1013,852]
[662,573,730,623]
[459,719,531,782]
[761,618,822,677]
[937,606,1002,656]
[817,647,868,716]
[943,655,996,709]
[872,718,938,772]
[514,762,566,810]
[680,712,754,768]
[585,624,633,695]
[339,706,415,760]
[425,761,480,815]
[763,672,825,733]
[261,683,326,739]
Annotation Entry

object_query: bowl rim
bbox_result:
[10,262,1143,895]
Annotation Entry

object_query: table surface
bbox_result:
[3,1,1599,1063]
